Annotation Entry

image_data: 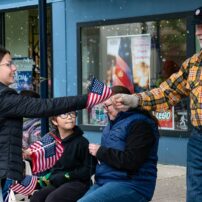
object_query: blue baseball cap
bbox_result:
[192,7,202,25]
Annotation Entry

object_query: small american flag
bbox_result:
[30,132,64,174]
[86,77,112,109]
[10,175,38,196]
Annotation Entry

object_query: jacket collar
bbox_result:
[54,126,84,143]
[0,82,7,89]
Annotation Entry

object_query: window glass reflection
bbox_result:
[81,18,188,131]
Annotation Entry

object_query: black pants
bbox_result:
[30,181,89,202]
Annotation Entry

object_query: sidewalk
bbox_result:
[151,164,186,202]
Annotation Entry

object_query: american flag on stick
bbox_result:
[10,175,38,196]
[86,77,112,109]
[29,131,64,174]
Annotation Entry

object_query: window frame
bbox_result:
[0,5,53,98]
[77,11,195,137]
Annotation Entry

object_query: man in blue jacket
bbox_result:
[78,86,159,202]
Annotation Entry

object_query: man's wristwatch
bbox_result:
[136,94,143,106]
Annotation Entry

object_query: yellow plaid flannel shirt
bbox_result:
[139,50,202,127]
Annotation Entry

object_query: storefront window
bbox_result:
[81,17,188,131]
[4,8,52,96]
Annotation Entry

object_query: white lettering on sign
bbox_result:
[155,112,171,120]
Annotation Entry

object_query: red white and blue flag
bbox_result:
[30,132,64,174]
[113,37,134,93]
[86,77,112,109]
[10,175,38,196]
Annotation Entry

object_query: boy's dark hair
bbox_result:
[111,85,159,125]
[20,90,40,98]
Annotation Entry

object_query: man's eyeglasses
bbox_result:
[59,112,77,119]
[0,61,15,69]
[103,103,112,110]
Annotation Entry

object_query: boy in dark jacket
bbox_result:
[29,111,95,202]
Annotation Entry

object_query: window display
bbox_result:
[4,8,52,96]
[11,57,34,92]
[80,17,189,131]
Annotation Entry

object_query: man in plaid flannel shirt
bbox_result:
[113,7,202,202]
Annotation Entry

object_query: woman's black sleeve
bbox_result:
[0,88,87,118]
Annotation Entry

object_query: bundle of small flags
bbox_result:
[30,131,64,174]
[4,132,64,200]
[86,77,112,109]
[10,175,38,196]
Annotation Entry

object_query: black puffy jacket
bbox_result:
[0,82,87,181]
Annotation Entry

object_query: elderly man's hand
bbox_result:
[111,93,140,111]
[89,143,100,156]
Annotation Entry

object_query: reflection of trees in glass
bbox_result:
[160,19,187,64]
[81,27,100,82]
[80,18,188,129]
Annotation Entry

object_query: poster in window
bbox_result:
[175,111,188,130]
[107,34,151,93]
[131,34,151,92]
[107,36,134,93]
[153,107,175,130]
[10,57,34,92]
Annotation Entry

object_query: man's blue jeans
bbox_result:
[77,181,148,202]
[187,128,202,202]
